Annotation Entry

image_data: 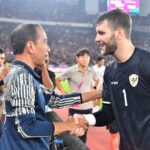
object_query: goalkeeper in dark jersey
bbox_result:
[74,9,150,150]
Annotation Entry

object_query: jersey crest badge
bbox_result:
[129,74,138,87]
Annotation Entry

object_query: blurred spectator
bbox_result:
[0,0,149,65]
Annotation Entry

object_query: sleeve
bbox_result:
[10,73,54,138]
[93,66,115,126]
[15,114,54,138]
[94,104,115,126]
[40,85,82,108]
[48,70,56,88]
[58,68,71,81]
[92,68,99,81]
[102,66,111,105]
[83,104,115,126]
[141,52,150,84]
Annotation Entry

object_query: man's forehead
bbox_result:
[78,54,90,58]
[96,20,112,32]
[0,53,5,57]
[96,20,109,28]
[36,26,47,37]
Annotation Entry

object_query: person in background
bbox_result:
[92,55,105,90]
[0,63,11,135]
[35,49,56,111]
[35,50,55,90]
[0,63,11,92]
[0,23,102,150]
[0,48,11,134]
[93,55,120,150]
[0,48,5,72]
[56,48,99,143]
[93,56,105,78]
[44,52,56,88]
[0,48,6,94]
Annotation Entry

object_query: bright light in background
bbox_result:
[107,0,140,14]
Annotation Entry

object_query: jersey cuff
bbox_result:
[92,106,100,113]
[79,93,83,103]
[83,114,96,126]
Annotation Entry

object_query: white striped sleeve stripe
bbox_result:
[48,95,81,108]
[11,73,35,115]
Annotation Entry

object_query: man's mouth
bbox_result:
[99,42,105,49]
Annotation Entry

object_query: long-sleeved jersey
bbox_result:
[94,48,150,150]
[0,60,82,150]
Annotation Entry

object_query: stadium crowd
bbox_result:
[0,0,96,23]
[0,1,150,149]
[0,0,150,65]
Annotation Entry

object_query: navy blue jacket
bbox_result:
[0,61,82,150]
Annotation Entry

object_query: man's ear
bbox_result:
[76,56,78,62]
[26,41,35,54]
[115,28,123,40]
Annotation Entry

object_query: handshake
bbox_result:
[64,114,91,137]
[48,111,95,137]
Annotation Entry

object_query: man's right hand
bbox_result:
[73,113,96,126]
[73,114,89,125]
[67,116,89,136]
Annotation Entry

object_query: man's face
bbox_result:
[32,27,49,67]
[45,52,50,65]
[95,20,117,56]
[0,53,5,67]
[97,59,105,67]
[76,53,90,68]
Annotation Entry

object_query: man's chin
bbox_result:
[101,49,107,56]
[102,49,115,56]
[100,48,103,53]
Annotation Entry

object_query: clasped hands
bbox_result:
[67,114,88,137]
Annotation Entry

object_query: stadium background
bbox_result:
[0,0,150,149]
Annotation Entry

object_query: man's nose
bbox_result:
[47,47,51,53]
[95,36,98,43]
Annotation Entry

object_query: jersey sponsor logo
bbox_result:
[129,74,138,87]
[111,81,118,85]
